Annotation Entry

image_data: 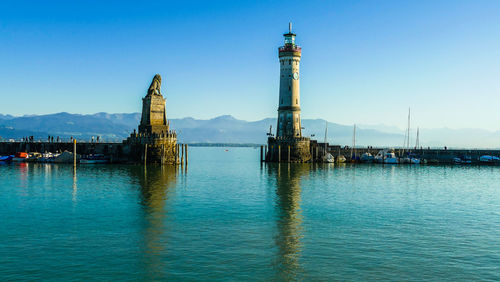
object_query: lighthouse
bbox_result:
[277,22,302,138]
[266,23,311,163]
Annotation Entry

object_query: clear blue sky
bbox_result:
[1,0,499,130]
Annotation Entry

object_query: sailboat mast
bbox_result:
[415,127,420,149]
[353,124,357,159]
[407,108,411,152]
[324,121,328,153]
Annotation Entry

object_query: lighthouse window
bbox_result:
[288,60,291,65]
[296,99,298,104]
[288,86,291,91]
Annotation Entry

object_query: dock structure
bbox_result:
[0,141,124,162]
[305,141,500,165]
[123,74,179,164]
[266,23,312,163]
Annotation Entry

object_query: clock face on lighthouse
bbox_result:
[292,72,299,80]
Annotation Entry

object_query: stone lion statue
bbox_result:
[147,74,162,96]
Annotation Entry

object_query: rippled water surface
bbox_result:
[1,147,499,280]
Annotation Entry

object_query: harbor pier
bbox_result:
[307,141,500,165]
[0,140,188,164]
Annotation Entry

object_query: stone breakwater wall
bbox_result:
[324,145,500,164]
[0,141,129,162]
[0,140,185,165]
[263,140,500,164]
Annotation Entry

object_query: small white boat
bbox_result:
[321,121,334,163]
[322,153,335,163]
[410,158,421,164]
[374,149,399,164]
[39,152,59,163]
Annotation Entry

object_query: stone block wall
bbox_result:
[266,137,311,162]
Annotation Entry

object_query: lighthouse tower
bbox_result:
[277,23,302,138]
[266,23,311,163]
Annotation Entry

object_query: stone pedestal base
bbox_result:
[266,137,311,163]
[124,133,178,164]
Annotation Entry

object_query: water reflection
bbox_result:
[268,163,311,280]
[128,165,177,280]
[72,166,77,203]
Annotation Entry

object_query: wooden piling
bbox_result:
[161,144,164,164]
[260,146,263,163]
[278,145,281,163]
[185,144,188,165]
[73,139,77,166]
[181,144,184,166]
[144,144,148,165]
[288,145,290,162]
[175,144,178,164]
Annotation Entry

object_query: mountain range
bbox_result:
[1,112,499,148]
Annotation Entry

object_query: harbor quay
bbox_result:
[260,141,500,165]
[0,140,188,165]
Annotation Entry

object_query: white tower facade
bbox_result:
[277,23,302,138]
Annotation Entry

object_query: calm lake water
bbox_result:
[0,147,499,280]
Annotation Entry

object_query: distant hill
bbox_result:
[0,114,14,120]
[0,112,499,148]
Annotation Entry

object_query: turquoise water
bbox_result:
[0,147,499,280]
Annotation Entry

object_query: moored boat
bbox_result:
[80,154,109,164]
[26,152,42,163]
[374,149,399,164]
[322,153,335,163]
[479,155,500,165]
[12,152,28,162]
[0,155,13,163]
[410,158,421,164]
[336,155,346,163]
[360,152,374,163]
[39,152,59,163]
[384,152,399,164]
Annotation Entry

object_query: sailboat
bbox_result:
[402,108,421,164]
[350,124,359,163]
[410,127,422,164]
[322,121,335,163]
